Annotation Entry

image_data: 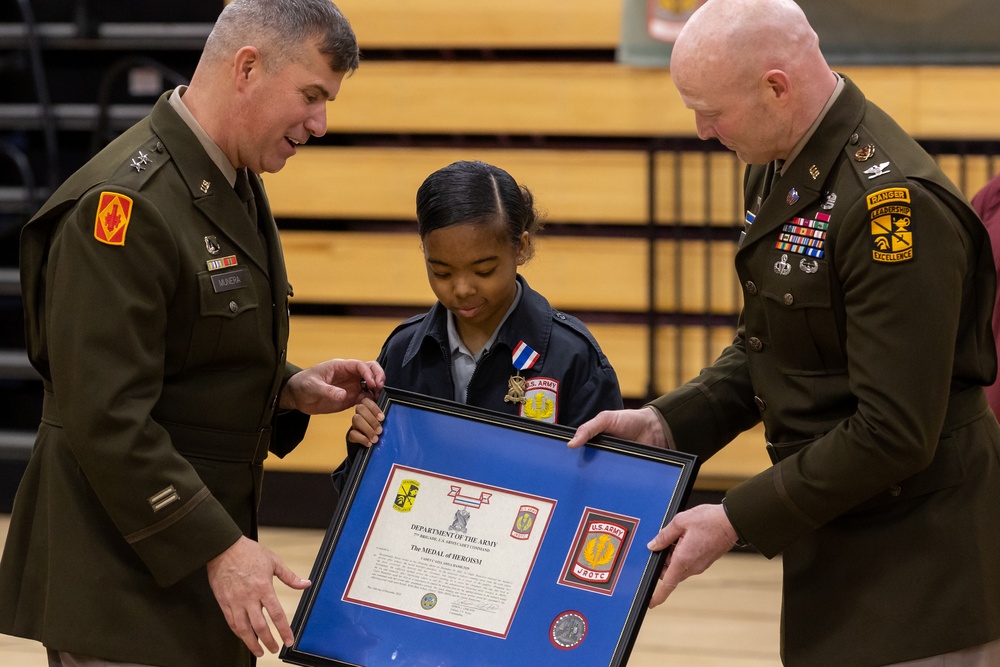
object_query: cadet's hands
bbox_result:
[347,396,385,447]
[280,359,384,414]
[646,504,739,608]
[566,407,668,449]
[207,536,311,658]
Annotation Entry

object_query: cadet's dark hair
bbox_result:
[416,161,544,261]
[206,0,359,74]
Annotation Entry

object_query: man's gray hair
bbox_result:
[204,0,359,74]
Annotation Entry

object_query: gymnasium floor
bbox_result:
[0,516,783,666]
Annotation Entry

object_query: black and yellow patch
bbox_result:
[868,187,913,263]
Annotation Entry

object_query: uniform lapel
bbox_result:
[148,96,270,275]
[740,78,868,252]
[250,173,292,349]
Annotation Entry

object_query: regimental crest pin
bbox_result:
[855,144,876,161]
[786,188,799,205]
[808,164,820,180]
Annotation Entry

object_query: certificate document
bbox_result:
[343,465,555,637]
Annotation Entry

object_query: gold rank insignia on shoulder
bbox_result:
[868,187,913,263]
[94,191,134,246]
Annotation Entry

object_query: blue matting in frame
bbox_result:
[282,388,698,667]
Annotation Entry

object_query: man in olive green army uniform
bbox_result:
[570,0,1000,665]
[0,1,384,666]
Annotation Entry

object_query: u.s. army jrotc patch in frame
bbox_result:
[558,508,639,596]
[94,191,133,246]
[867,187,913,263]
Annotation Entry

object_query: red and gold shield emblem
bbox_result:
[94,191,134,246]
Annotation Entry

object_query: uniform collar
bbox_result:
[403,274,553,370]
[445,279,522,362]
[168,85,238,187]
[741,76,867,249]
[781,74,845,176]
[150,92,270,274]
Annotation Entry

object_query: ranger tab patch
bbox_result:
[867,187,913,263]
[94,191,134,246]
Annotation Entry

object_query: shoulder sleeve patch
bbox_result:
[94,191,134,246]
[868,187,913,263]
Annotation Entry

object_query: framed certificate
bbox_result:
[281,388,698,667]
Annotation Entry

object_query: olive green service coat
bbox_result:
[0,93,309,666]
[650,78,1000,666]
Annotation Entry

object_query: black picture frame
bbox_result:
[280,387,698,667]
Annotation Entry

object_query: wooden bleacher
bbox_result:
[253,1,1000,492]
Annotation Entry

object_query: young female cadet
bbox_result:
[336,160,622,475]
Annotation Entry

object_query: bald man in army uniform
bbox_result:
[0,1,384,665]
[570,0,1000,665]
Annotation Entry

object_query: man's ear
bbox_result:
[762,69,792,106]
[233,46,261,90]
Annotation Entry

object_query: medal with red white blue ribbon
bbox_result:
[504,341,539,405]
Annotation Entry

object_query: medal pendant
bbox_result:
[504,373,527,404]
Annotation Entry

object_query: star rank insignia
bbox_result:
[130,150,151,172]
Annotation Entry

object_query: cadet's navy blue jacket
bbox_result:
[333,275,622,490]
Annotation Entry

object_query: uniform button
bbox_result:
[754,395,767,411]
[889,485,901,497]
[850,133,859,145]
[783,293,794,306]
[745,280,758,295]
[555,312,567,321]
[748,336,763,352]
[229,300,238,313]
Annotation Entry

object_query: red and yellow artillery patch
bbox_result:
[94,191,134,246]
[867,187,913,263]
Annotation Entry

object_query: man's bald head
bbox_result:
[669,0,836,164]
[673,0,820,90]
